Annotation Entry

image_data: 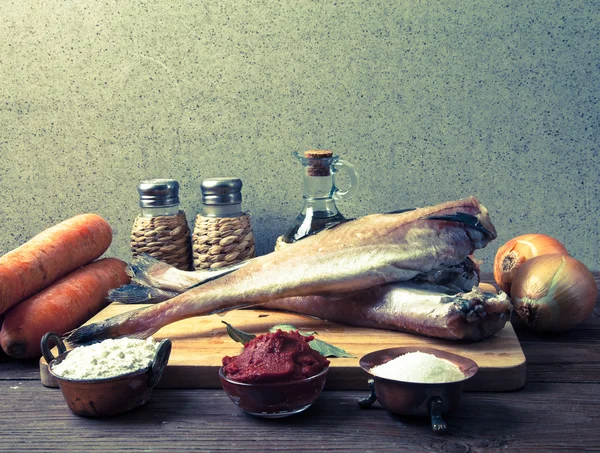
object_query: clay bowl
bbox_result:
[358,347,478,432]
[41,332,172,417]
[219,366,329,418]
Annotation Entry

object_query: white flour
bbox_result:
[52,337,159,380]
[371,351,465,383]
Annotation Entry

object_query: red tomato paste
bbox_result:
[222,330,330,383]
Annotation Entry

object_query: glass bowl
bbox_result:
[218,366,329,418]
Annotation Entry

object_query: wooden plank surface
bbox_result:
[40,302,526,392]
[2,380,599,453]
[5,273,599,453]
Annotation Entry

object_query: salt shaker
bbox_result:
[130,179,193,271]
[192,178,256,270]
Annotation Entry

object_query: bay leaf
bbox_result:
[222,321,255,345]
[270,324,355,358]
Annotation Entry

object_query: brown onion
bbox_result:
[494,234,569,295]
[511,254,597,333]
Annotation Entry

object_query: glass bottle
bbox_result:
[130,179,193,271]
[192,178,256,270]
[280,150,358,245]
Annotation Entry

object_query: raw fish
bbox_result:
[111,266,510,341]
[66,197,498,345]
[263,283,511,341]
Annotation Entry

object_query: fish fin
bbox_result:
[385,208,417,214]
[108,284,179,304]
[207,302,260,316]
[426,212,494,238]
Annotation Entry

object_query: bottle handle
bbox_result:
[332,159,359,201]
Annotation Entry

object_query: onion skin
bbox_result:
[511,254,597,333]
[494,234,569,296]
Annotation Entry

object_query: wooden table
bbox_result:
[1,274,599,453]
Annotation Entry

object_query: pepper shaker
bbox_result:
[192,178,256,270]
[130,179,193,271]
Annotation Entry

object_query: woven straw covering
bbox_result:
[192,214,255,269]
[130,211,193,271]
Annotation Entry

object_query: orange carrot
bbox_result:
[0,258,130,359]
[0,213,113,316]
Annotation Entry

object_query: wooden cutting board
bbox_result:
[40,303,526,392]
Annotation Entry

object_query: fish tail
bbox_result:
[64,306,162,345]
[108,284,179,304]
[128,254,166,280]
[128,253,247,292]
[129,254,182,288]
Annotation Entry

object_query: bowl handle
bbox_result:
[429,396,447,433]
[148,339,172,388]
[357,378,378,408]
[41,332,67,364]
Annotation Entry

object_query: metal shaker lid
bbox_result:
[137,179,180,208]
[201,178,243,205]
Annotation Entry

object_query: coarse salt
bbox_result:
[371,351,465,383]
[51,337,159,380]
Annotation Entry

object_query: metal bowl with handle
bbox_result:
[358,346,479,432]
[41,332,171,417]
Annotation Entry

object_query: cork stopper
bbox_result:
[304,150,333,159]
[304,150,333,176]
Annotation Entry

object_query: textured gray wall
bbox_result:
[1,0,598,273]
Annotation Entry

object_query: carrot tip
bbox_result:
[3,341,28,359]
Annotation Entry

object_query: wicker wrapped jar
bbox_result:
[192,178,255,270]
[130,179,193,271]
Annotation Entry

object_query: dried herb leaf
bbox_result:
[308,338,355,358]
[222,321,255,345]
[223,322,354,358]
[270,324,355,358]
[270,324,317,336]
